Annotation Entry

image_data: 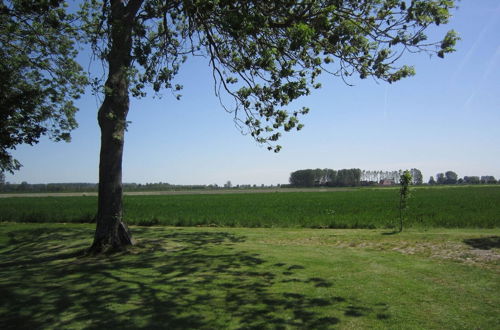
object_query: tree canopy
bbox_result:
[410,168,423,185]
[80,0,458,151]
[2,0,459,251]
[0,0,87,173]
[1,0,459,168]
[444,170,458,184]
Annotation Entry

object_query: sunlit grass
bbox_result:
[0,223,498,329]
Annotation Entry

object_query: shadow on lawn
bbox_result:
[0,226,390,329]
[381,231,399,236]
[463,236,500,250]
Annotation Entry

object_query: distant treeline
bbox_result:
[0,170,497,193]
[429,171,497,185]
[288,168,498,187]
[0,182,98,193]
[288,168,424,187]
[289,168,363,187]
[0,182,213,193]
[0,181,278,193]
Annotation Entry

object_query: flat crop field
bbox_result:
[1,186,499,229]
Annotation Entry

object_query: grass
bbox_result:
[1,185,499,228]
[0,223,498,329]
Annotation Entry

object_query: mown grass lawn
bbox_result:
[0,223,498,329]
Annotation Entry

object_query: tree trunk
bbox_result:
[89,95,134,252]
[89,1,142,253]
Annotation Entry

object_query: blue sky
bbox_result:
[6,1,500,185]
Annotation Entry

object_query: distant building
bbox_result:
[380,179,396,186]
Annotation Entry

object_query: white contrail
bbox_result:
[449,4,500,89]
[463,45,500,111]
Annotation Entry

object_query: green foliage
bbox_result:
[289,168,361,187]
[435,170,459,184]
[0,0,88,173]
[463,176,480,184]
[336,168,362,187]
[289,169,317,187]
[480,176,497,184]
[1,186,499,229]
[436,172,446,184]
[79,0,458,151]
[399,170,412,231]
[410,168,423,185]
[1,0,459,169]
[445,170,458,184]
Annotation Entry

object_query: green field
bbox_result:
[1,187,498,328]
[0,223,498,329]
[1,186,499,229]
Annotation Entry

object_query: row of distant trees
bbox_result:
[361,169,423,185]
[429,171,497,185]
[0,179,281,193]
[0,182,98,193]
[289,168,362,187]
[0,181,209,193]
[1,170,497,193]
[0,182,212,193]
[288,168,424,187]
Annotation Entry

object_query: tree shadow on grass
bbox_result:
[381,231,399,236]
[0,226,390,329]
[463,236,500,250]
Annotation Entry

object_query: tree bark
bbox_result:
[89,1,142,253]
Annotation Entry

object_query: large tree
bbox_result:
[436,172,445,184]
[444,170,458,184]
[289,169,316,187]
[0,0,87,173]
[410,168,423,185]
[3,0,459,252]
